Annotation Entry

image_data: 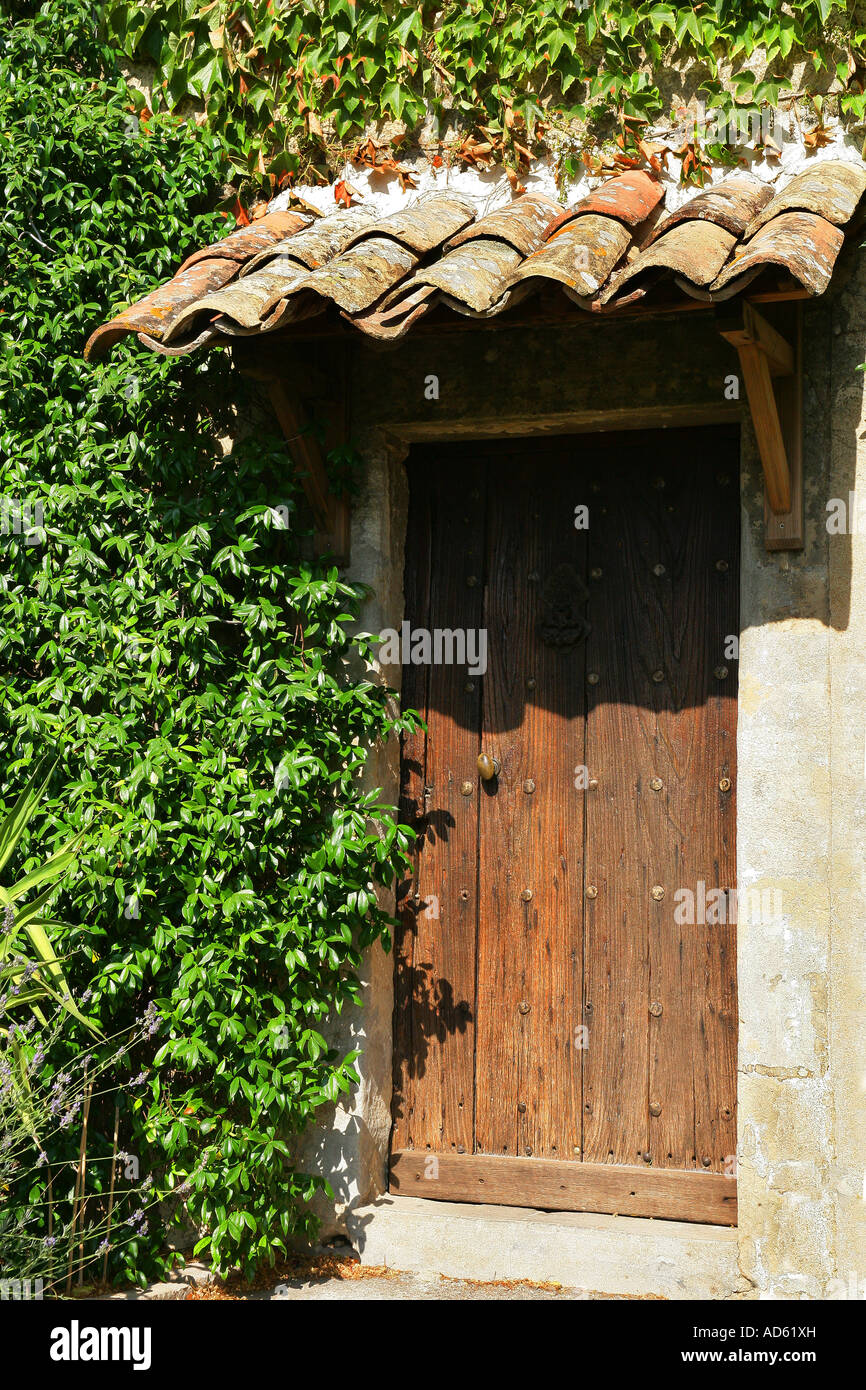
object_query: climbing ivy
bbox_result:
[0,0,418,1283]
[103,1,866,194]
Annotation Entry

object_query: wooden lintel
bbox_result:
[237,369,350,564]
[231,278,810,345]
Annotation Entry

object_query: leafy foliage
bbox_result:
[0,761,92,1037]
[102,1,866,192]
[0,0,417,1282]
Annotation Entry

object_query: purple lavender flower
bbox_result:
[59,1099,81,1128]
[36,1151,48,1167]
[43,1235,57,1248]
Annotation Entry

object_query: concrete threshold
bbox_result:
[346,1195,740,1299]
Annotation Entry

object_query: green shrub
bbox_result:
[0,0,416,1283]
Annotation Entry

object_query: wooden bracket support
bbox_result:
[718,301,803,551]
[233,345,350,563]
[266,380,350,563]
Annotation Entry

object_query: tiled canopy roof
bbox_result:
[85,160,866,360]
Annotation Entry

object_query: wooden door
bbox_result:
[390,429,739,1226]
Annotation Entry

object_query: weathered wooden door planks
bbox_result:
[391,429,739,1225]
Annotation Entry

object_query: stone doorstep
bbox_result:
[345,1195,741,1300]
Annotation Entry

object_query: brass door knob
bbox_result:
[477,753,501,781]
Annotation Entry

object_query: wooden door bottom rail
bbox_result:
[389,1150,737,1227]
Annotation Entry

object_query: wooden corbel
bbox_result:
[718,301,803,551]
[234,349,350,564]
[265,380,350,563]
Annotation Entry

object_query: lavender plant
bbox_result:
[0,763,167,1295]
[0,1002,170,1295]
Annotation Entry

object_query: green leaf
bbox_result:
[0,757,56,876]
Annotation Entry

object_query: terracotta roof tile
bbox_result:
[711,209,845,297]
[743,161,866,237]
[547,170,664,235]
[644,171,773,244]
[511,214,633,303]
[601,221,737,307]
[84,159,866,359]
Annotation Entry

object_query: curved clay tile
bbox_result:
[508,215,633,301]
[645,172,773,245]
[601,220,736,306]
[408,238,524,313]
[743,160,866,239]
[444,192,560,254]
[711,209,844,297]
[84,210,312,360]
[343,190,476,254]
[84,257,239,361]
[286,236,419,316]
[177,211,311,270]
[545,171,664,238]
